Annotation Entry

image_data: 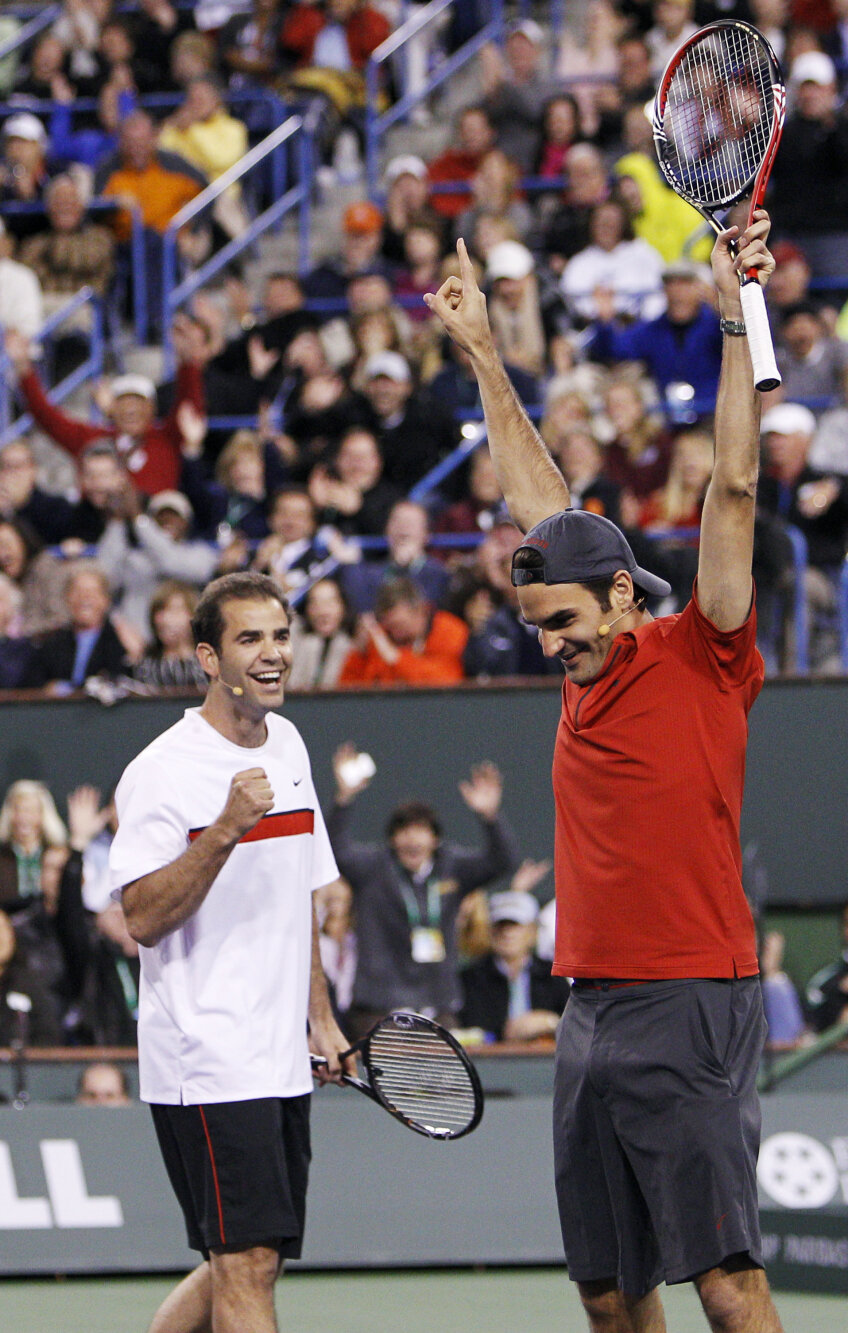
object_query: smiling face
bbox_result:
[517,575,631,685]
[391,821,439,875]
[199,596,293,715]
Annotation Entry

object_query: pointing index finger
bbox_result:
[457,237,478,292]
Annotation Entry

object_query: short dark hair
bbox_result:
[192,572,289,654]
[375,576,425,617]
[385,801,442,841]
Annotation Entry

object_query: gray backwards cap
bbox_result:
[511,509,671,597]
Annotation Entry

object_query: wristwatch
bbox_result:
[719,318,747,336]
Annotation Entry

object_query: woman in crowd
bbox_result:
[0,909,62,1046]
[601,375,673,499]
[455,149,534,247]
[0,518,69,637]
[0,779,68,912]
[132,580,207,690]
[288,576,355,691]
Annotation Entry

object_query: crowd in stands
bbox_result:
[0,762,844,1058]
[0,2,845,683]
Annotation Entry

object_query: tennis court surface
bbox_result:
[1,1268,842,1332]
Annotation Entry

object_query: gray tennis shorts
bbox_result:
[553,976,767,1298]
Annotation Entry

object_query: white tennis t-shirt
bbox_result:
[109,708,338,1106]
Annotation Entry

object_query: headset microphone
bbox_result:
[218,676,244,697]
[597,599,645,638]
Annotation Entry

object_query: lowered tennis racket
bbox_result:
[653,20,785,391]
[311,1010,484,1140]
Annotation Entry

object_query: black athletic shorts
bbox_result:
[151,1095,311,1259]
[553,977,767,1298]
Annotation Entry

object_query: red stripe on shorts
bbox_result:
[188,809,315,844]
[198,1106,226,1246]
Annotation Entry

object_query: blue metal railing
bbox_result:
[364,0,505,197]
[0,6,58,63]
[161,113,313,370]
[0,287,105,447]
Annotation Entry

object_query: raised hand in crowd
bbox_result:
[458,761,503,822]
[67,785,112,853]
[332,741,376,806]
[510,857,553,895]
[176,400,208,460]
[4,328,31,376]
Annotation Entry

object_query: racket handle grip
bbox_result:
[739,278,781,393]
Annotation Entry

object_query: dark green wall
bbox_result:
[1,679,847,917]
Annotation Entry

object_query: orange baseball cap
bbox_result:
[343,201,383,234]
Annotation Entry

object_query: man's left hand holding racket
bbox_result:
[711,208,776,357]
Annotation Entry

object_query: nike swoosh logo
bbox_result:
[293,778,302,786]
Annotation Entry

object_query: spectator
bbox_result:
[805,902,848,1033]
[638,429,714,532]
[455,149,534,247]
[775,301,848,404]
[557,426,623,527]
[758,402,848,672]
[5,322,204,497]
[314,877,357,1021]
[18,176,113,307]
[158,75,250,239]
[479,19,558,172]
[24,561,131,693]
[168,28,218,91]
[484,242,550,379]
[429,337,540,425]
[760,931,806,1049]
[176,408,284,542]
[588,258,723,410]
[93,110,206,324]
[592,34,657,151]
[541,143,610,271]
[613,147,711,264]
[288,576,354,690]
[645,0,698,77]
[328,746,519,1038]
[767,240,819,334]
[0,909,62,1046]
[60,442,136,548]
[308,427,401,538]
[452,573,523,678]
[131,0,194,90]
[391,219,445,325]
[557,0,623,136]
[380,154,444,267]
[770,50,848,279]
[219,0,285,90]
[434,445,510,537]
[0,779,68,912]
[561,197,665,325]
[339,575,468,685]
[0,574,34,688]
[0,218,43,341]
[76,1061,132,1105]
[12,33,73,102]
[0,113,56,241]
[96,487,221,638]
[536,93,583,181]
[132,579,207,690]
[459,890,570,1042]
[428,105,497,219]
[362,351,459,492]
[0,516,68,636]
[342,500,450,612]
[602,376,673,499]
[0,440,75,547]
[52,0,110,97]
[303,200,388,304]
[253,485,334,590]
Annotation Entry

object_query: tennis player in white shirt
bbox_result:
[110,571,352,1333]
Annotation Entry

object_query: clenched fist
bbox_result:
[218,768,275,842]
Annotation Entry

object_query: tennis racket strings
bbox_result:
[657,26,776,209]
[367,1020,480,1137]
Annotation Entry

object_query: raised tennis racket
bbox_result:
[311,1010,484,1140]
[653,20,785,391]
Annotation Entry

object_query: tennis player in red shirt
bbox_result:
[425,215,784,1333]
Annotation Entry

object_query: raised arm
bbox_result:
[425,239,569,533]
[697,211,775,631]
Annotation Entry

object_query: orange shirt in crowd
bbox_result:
[101,161,204,240]
[339,611,469,686]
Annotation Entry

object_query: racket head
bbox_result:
[359,1010,484,1141]
[653,20,785,225]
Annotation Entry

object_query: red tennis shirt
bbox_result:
[551,588,764,980]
